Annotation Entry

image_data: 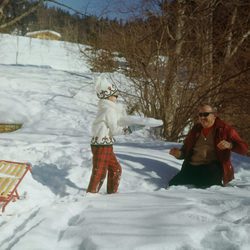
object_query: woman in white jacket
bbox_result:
[87,76,128,194]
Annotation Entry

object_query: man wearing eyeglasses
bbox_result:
[168,104,248,188]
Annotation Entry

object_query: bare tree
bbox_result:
[88,0,249,142]
[111,0,212,140]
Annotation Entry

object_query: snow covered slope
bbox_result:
[0,33,90,73]
[0,34,250,250]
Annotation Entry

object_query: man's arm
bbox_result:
[217,127,248,155]
[230,128,248,155]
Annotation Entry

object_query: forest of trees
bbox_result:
[0,0,249,147]
[0,0,109,43]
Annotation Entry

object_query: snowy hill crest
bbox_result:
[0,34,250,250]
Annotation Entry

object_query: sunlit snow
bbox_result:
[0,33,250,250]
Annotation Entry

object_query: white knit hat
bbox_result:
[95,75,118,99]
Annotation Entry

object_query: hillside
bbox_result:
[0,34,250,250]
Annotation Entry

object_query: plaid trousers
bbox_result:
[87,145,122,194]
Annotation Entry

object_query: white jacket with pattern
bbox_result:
[91,99,126,146]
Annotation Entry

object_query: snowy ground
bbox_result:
[0,34,250,250]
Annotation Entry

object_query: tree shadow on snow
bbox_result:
[31,163,83,197]
[117,153,179,190]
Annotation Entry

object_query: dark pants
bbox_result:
[87,145,122,194]
[169,161,223,188]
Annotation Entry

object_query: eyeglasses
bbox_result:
[198,112,214,117]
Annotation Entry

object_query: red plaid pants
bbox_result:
[87,145,122,194]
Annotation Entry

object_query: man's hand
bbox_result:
[169,148,181,159]
[217,140,232,150]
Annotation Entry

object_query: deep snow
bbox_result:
[0,33,250,250]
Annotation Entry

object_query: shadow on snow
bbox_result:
[31,163,83,197]
[117,153,179,190]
